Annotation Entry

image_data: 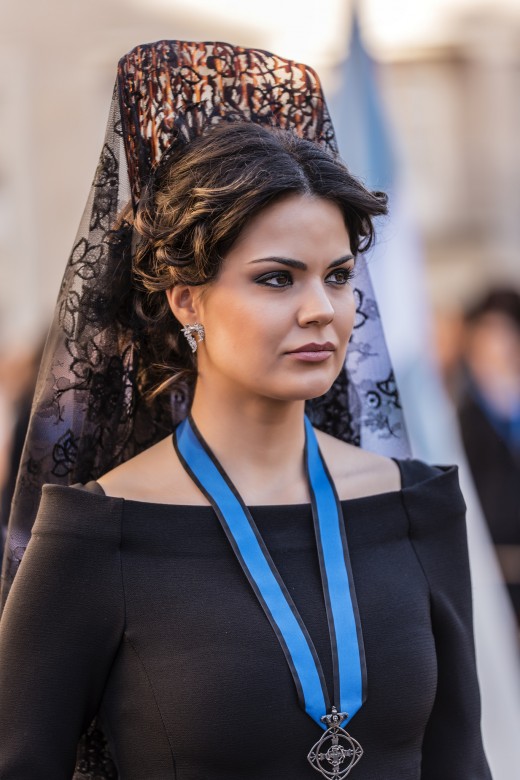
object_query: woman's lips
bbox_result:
[285,344,336,362]
[286,351,334,362]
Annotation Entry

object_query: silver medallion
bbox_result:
[307,707,363,779]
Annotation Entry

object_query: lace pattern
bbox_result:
[118,41,338,205]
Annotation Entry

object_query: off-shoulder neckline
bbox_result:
[67,460,457,511]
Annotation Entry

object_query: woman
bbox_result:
[0,41,490,779]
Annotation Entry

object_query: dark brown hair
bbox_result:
[131,121,388,400]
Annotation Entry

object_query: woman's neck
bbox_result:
[189,384,309,505]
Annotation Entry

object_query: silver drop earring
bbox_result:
[181,323,205,353]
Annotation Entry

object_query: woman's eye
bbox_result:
[254,266,355,288]
[255,271,292,288]
[327,267,355,285]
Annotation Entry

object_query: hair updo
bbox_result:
[131,121,388,402]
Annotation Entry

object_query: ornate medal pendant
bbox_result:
[308,707,363,779]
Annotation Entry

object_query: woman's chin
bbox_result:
[266,378,339,403]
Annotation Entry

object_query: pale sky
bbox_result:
[138,0,520,67]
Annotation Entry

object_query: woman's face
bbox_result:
[172,193,356,403]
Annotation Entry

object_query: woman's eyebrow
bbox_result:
[249,254,354,270]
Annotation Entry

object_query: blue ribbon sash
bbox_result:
[173,414,366,729]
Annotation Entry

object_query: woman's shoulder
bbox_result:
[96,434,210,505]
[315,428,463,507]
[398,458,467,533]
[315,428,401,500]
[34,479,123,541]
[395,457,457,487]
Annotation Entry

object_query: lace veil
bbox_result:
[1,40,410,777]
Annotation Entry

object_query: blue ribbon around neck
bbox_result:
[173,414,366,729]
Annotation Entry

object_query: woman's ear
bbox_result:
[165,285,199,325]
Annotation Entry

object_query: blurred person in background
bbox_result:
[457,288,520,628]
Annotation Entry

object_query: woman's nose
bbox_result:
[297,283,335,327]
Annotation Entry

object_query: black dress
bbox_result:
[0,458,491,779]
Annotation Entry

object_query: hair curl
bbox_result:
[130,121,388,401]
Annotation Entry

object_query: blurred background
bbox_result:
[1,0,520,776]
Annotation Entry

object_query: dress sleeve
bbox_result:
[0,484,125,779]
[400,461,492,779]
